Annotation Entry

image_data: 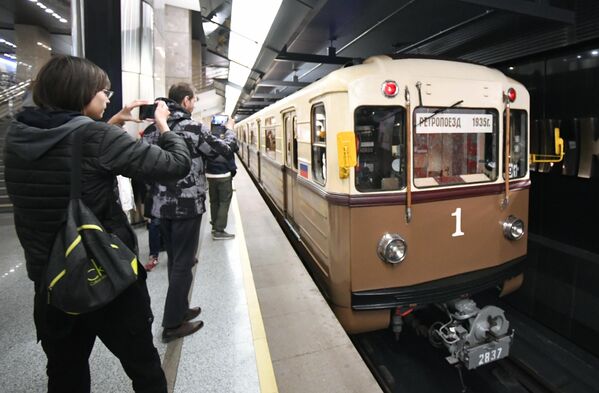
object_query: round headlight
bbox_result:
[377,233,407,264]
[503,215,525,240]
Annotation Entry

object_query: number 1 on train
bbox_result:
[451,208,464,237]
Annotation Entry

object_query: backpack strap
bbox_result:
[69,118,95,199]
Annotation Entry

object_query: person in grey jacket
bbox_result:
[5,55,190,393]
[142,82,235,343]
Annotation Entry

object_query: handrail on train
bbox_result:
[530,127,565,163]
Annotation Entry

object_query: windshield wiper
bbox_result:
[417,100,464,126]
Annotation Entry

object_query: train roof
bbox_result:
[239,55,522,124]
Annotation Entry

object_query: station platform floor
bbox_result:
[0,163,381,393]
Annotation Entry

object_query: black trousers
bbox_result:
[34,277,167,393]
[160,215,202,328]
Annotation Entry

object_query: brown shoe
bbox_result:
[184,307,202,321]
[162,321,204,343]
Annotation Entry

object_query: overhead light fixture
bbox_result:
[224,0,283,115]
[0,37,17,48]
[29,0,69,24]
[37,41,52,51]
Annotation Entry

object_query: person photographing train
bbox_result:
[5,55,191,393]
[141,82,235,342]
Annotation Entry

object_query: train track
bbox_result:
[351,302,599,393]
[352,328,555,393]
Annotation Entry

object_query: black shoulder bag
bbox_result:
[45,126,138,314]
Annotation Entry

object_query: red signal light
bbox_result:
[382,81,398,97]
[506,87,516,102]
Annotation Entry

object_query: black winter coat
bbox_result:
[5,109,191,283]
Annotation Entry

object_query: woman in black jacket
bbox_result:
[5,55,191,393]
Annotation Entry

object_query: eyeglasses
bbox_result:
[102,89,114,99]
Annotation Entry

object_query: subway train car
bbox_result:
[235,55,532,369]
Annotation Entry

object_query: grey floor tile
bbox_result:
[257,284,324,318]
[251,260,311,289]
[175,338,259,393]
[273,343,380,393]
[263,309,349,362]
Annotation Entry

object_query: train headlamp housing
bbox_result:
[377,233,407,264]
[506,87,517,102]
[502,215,525,240]
[382,80,399,98]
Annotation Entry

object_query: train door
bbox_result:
[283,110,298,227]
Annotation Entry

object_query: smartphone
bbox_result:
[139,104,157,120]
[211,114,228,126]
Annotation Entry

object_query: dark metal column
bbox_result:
[83,0,122,120]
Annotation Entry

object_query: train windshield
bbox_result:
[354,106,406,192]
[413,107,499,188]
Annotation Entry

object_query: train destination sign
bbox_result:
[415,113,493,134]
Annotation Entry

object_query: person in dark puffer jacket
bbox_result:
[4,55,191,393]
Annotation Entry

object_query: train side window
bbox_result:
[503,110,528,179]
[250,122,257,147]
[265,116,276,159]
[293,116,298,170]
[413,107,498,187]
[354,106,406,192]
[311,104,327,185]
[284,112,294,167]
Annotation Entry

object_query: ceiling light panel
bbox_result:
[28,0,69,23]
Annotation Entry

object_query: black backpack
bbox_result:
[45,125,138,314]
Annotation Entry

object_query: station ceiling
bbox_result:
[204,0,597,119]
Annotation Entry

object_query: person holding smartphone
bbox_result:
[142,82,235,343]
[206,115,239,239]
[5,55,191,392]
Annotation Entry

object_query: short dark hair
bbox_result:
[168,82,195,105]
[33,55,110,111]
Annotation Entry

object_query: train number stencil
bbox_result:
[478,347,502,366]
[451,208,465,237]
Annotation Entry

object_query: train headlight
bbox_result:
[502,215,525,240]
[377,233,407,264]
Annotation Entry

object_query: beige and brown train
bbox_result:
[234,55,535,369]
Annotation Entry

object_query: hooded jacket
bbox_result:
[142,99,234,219]
[4,108,191,282]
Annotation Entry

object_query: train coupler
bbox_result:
[430,298,513,370]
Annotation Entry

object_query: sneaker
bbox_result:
[212,230,235,240]
[184,306,202,321]
[162,320,204,343]
[144,255,159,272]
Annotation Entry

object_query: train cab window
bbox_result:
[311,104,327,185]
[354,106,406,192]
[413,107,498,188]
[264,116,276,159]
[504,110,528,179]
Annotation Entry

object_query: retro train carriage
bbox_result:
[235,55,531,368]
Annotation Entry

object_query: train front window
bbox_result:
[354,106,406,192]
[413,107,498,188]
[503,110,528,179]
